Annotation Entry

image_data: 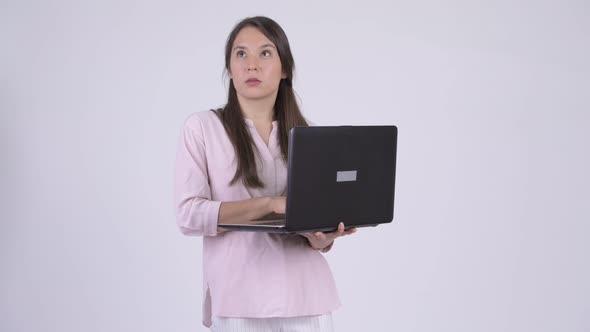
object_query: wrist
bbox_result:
[266,197,276,214]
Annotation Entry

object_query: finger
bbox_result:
[340,228,357,236]
[302,232,321,239]
[324,223,344,239]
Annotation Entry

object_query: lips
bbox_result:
[245,78,261,86]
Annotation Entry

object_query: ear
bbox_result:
[281,72,288,79]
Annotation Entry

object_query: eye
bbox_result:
[236,50,246,58]
[261,50,272,57]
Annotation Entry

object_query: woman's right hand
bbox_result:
[217,196,287,234]
[270,196,286,214]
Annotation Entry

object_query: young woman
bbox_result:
[174,16,356,332]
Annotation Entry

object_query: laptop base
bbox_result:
[219,223,379,234]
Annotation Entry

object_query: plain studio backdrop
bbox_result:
[1,0,589,331]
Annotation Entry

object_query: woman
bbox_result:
[174,16,356,332]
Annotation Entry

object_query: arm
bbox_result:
[174,115,221,236]
[217,196,285,231]
[174,115,285,236]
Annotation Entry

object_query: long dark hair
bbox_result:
[214,16,308,188]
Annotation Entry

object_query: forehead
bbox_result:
[233,26,275,49]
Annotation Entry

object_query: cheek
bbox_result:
[274,62,285,78]
[268,62,283,78]
[229,62,241,77]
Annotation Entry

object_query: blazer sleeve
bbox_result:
[174,115,222,237]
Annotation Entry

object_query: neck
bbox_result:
[237,92,277,125]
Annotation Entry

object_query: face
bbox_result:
[229,26,287,102]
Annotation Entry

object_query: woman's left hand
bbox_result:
[300,222,357,250]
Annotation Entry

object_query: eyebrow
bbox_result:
[233,44,277,51]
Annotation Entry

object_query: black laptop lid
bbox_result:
[285,126,397,232]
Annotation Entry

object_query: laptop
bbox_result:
[219,125,398,233]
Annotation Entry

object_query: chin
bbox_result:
[237,90,277,101]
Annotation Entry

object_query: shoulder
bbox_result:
[183,109,222,131]
[180,110,226,146]
[181,109,226,139]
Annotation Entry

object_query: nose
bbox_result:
[247,60,259,71]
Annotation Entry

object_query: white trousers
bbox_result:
[210,313,334,332]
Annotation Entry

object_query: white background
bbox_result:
[2,0,589,331]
